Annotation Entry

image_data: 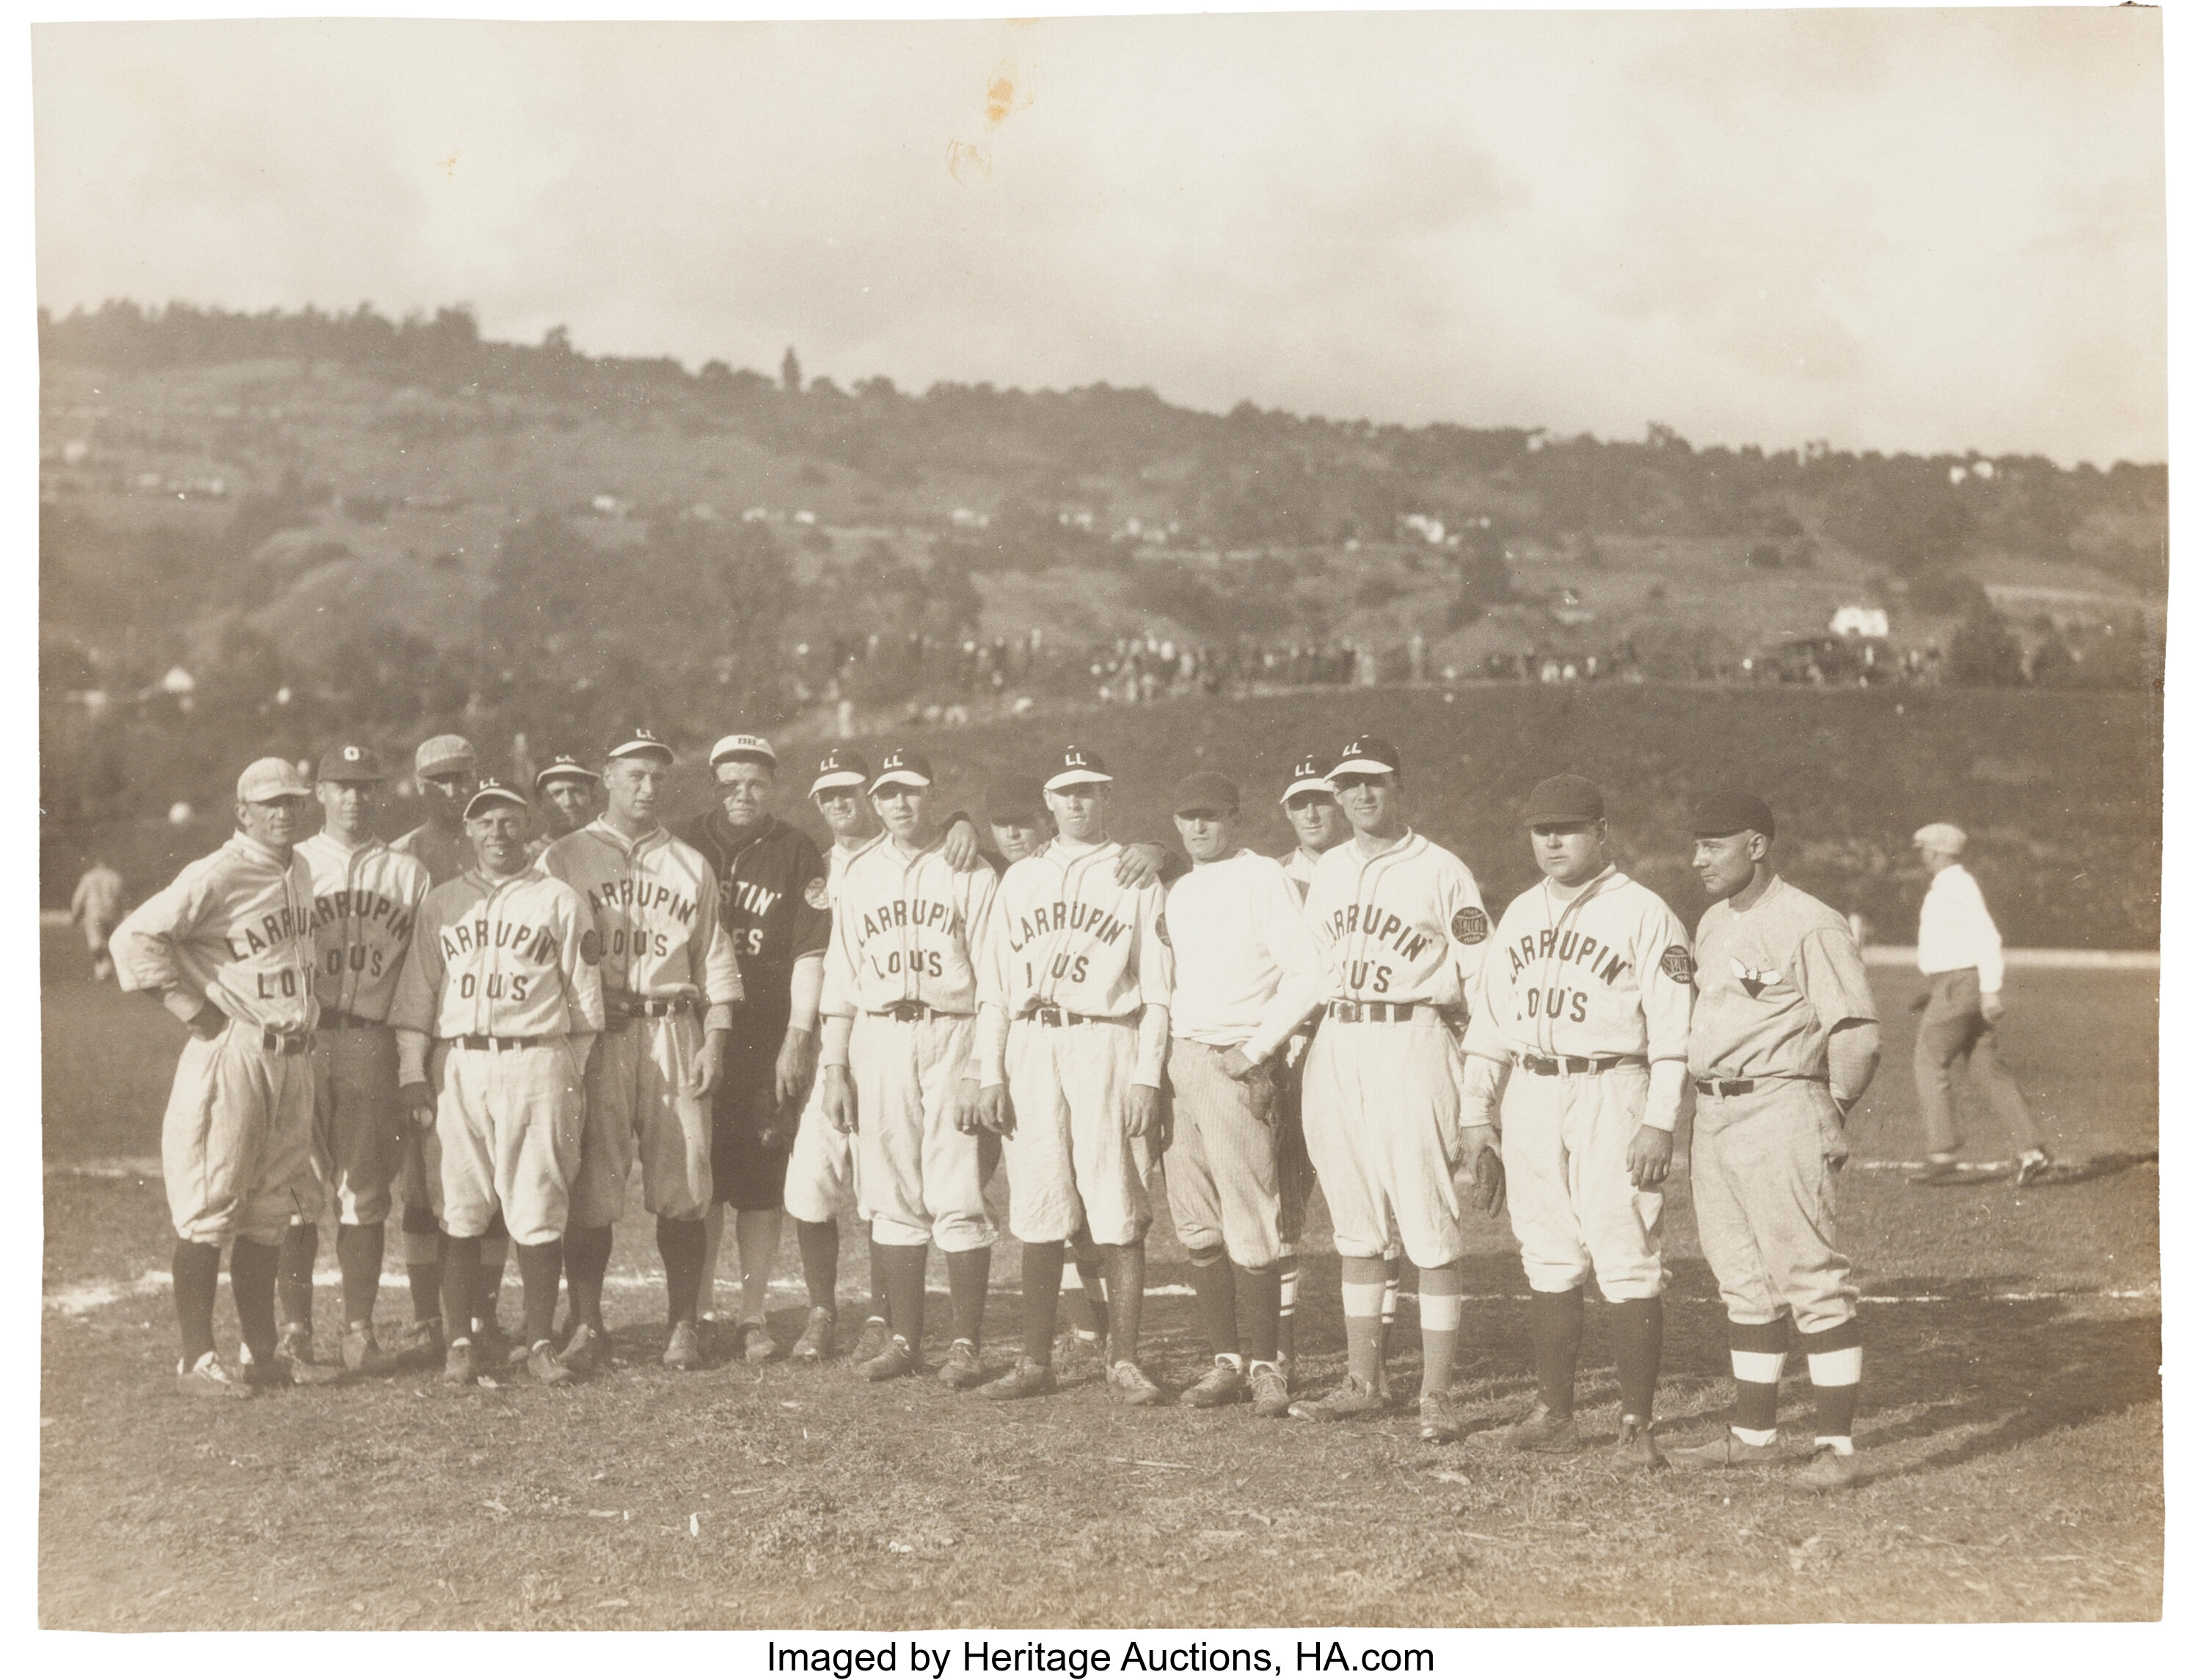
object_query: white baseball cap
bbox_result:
[709,733,778,769]
[236,757,312,803]
[1912,822,1968,854]
[1280,751,1336,803]
[1043,744,1113,793]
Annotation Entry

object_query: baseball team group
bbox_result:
[95,721,2052,1494]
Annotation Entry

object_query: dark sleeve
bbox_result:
[1146,838,1191,886]
[789,831,831,958]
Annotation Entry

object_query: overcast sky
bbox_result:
[32,10,2166,467]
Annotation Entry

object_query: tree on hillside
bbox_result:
[781,346,803,395]
[1948,597,2024,686]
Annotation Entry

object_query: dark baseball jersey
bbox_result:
[678,811,831,1034]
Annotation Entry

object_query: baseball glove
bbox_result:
[1469,1145,1506,1218]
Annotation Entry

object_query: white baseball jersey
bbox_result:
[390,869,607,1083]
[780,831,886,1226]
[111,831,318,1033]
[977,836,1174,1085]
[537,819,744,1029]
[1467,869,1694,1065]
[1302,830,1489,1008]
[299,831,431,1023]
[821,839,999,1020]
[1164,850,1327,1062]
[1280,846,1320,903]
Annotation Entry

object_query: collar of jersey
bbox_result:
[227,830,293,869]
[1346,828,1419,863]
[1044,835,1117,861]
[710,809,781,852]
[585,816,667,855]
[1542,863,1618,910]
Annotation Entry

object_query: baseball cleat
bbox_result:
[938,1340,987,1389]
[1664,1430,1794,1469]
[739,1320,782,1365]
[791,1307,838,1362]
[1053,1330,1106,1381]
[340,1323,397,1376]
[1248,1362,1292,1420]
[558,1321,603,1375]
[977,1358,1058,1401]
[1908,1157,1970,1186]
[1107,1360,1167,1406]
[1612,1415,1666,1470]
[391,1318,445,1370]
[1417,1392,1465,1444]
[850,1316,893,1365]
[861,1335,921,1383]
[2012,1150,2054,1188]
[1508,1401,1586,1454]
[1288,1373,1385,1424]
[175,1351,252,1401]
[526,1340,575,1386]
[1786,1445,1860,1491]
[442,1339,478,1387]
[663,1320,704,1370]
[275,1323,315,1367]
[1180,1357,1247,1409]
[245,1347,340,1389]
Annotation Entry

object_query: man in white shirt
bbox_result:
[1908,823,2051,1187]
[1164,773,1328,1417]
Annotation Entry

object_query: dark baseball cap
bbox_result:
[1524,775,1605,827]
[317,742,387,784]
[1171,771,1241,816]
[872,747,935,792]
[533,754,599,793]
[463,778,530,819]
[1044,745,1112,792]
[605,726,674,764]
[811,746,871,795]
[985,776,1047,823]
[1692,789,1776,839]
[1333,734,1401,776]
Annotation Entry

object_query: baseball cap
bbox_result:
[462,778,530,819]
[237,757,312,803]
[985,776,1047,824]
[316,742,386,784]
[605,726,674,764]
[414,734,478,778]
[1523,774,1605,827]
[1043,745,1112,792]
[1171,771,1240,816]
[709,732,778,770]
[1912,822,1968,855]
[1691,789,1777,840]
[1332,734,1401,777]
[533,754,598,793]
[1280,753,1337,803]
[871,747,935,792]
[811,746,872,796]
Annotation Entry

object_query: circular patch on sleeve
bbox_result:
[1450,906,1489,944]
[803,876,830,910]
[1155,911,1172,949]
[580,929,603,966]
[1660,944,1695,985]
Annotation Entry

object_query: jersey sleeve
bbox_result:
[692,866,745,1029]
[1246,863,1329,1064]
[558,885,607,1034]
[109,855,222,1023]
[1443,858,1492,1012]
[1796,924,1879,1037]
[1463,905,1514,1065]
[1134,880,1175,1085]
[789,833,832,961]
[390,889,448,1086]
[1638,896,1696,1064]
[974,871,1016,1084]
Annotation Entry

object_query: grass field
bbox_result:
[39,927,2160,1629]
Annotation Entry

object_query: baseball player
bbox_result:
[70,858,125,982]
[1291,734,1494,1444]
[392,734,479,886]
[390,779,605,1386]
[1462,775,1693,1469]
[1163,772,1327,1417]
[110,757,327,1398]
[273,743,431,1377]
[817,748,1001,1385]
[528,755,602,858]
[1906,822,2052,1187]
[974,745,1175,1403]
[1666,791,1880,1491]
[541,728,743,1372]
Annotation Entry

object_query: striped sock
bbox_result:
[1277,1261,1300,1367]
[1800,1317,1863,1446]
[1729,1316,1789,1440]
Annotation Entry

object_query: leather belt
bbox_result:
[260,1028,314,1055]
[1519,1053,1639,1076]
[321,1010,384,1031]
[873,1001,968,1023]
[1326,1000,1430,1023]
[610,994,696,1018]
[1022,1005,1128,1028]
[451,1034,544,1052]
[1696,1078,1755,1097]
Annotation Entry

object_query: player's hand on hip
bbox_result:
[1127,1081,1164,1140]
[1625,1125,1673,1190]
[1114,844,1168,888]
[942,817,980,871]
[820,1064,858,1134]
[1979,990,2005,1024]
[977,1084,1014,1136]
[399,1081,437,1131]
[952,1077,985,1134]
[691,1028,728,1098]
[775,1026,819,1107]
[187,1002,229,1041]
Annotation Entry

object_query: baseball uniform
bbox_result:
[539,819,743,1225]
[782,829,886,1219]
[72,863,125,980]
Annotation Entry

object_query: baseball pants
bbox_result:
[853,1012,994,1252]
[712,1007,796,1211]
[161,1022,318,1247]
[1690,1080,1857,1333]
[1500,1060,1666,1301]
[784,1074,860,1224]
[1167,1039,1288,1270]
[999,1018,1156,1246]
[311,1025,406,1226]
[1914,968,2043,1156]
[1301,1016,1464,1270]
[436,1040,586,1246]
[572,1012,713,1227]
